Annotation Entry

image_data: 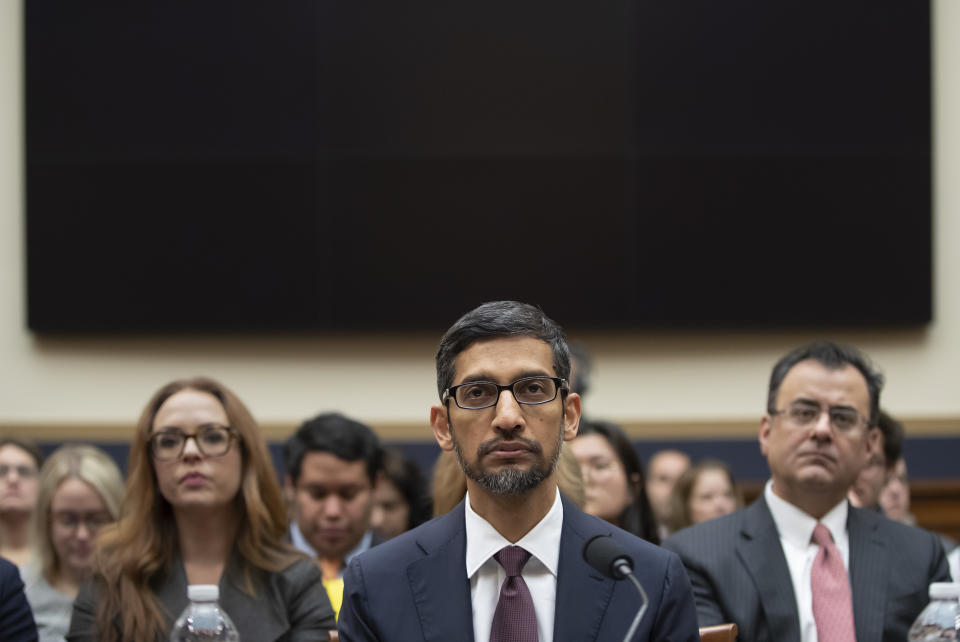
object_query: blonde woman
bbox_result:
[66,377,335,642]
[24,445,124,642]
[667,459,743,533]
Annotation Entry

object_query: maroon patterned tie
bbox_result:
[810,522,856,641]
[489,546,539,642]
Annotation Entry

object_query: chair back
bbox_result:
[699,622,738,642]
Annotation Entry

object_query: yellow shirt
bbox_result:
[322,577,344,620]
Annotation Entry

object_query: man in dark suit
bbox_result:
[664,341,950,642]
[339,301,699,641]
[0,556,38,641]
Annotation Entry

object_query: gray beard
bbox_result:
[450,424,563,496]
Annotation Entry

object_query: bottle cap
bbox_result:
[928,582,960,599]
[187,585,220,602]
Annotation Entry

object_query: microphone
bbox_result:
[583,535,649,642]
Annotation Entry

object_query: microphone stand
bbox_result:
[612,557,649,642]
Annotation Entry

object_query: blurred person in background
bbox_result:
[567,341,594,407]
[67,377,334,641]
[0,438,44,567]
[667,460,743,533]
[848,409,903,512]
[571,419,659,544]
[430,450,467,518]
[879,455,914,525]
[878,450,958,576]
[370,448,430,540]
[283,412,383,619]
[646,448,691,540]
[24,445,124,642]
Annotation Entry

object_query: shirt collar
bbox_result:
[764,479,848,548]
[464,487,564,579]
[345,529,374,565]
[290,522,374,566]
[290,521,316,557]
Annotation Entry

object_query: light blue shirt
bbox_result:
[289,522,374,578]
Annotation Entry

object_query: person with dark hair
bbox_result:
[879,456,913,525]
[848,409,904,511]
[0,556,38,641]
[567,341,594,400]
[339,301,699,642]
[283,412,384,618]
[571,420,660,544]
[664,341,949,642]
[370,448,430,540]
[67,377,335,641]
[0,438,44,568]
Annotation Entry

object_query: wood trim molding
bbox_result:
[2,416,957,442]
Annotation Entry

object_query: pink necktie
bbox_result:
[489,546,538,642]
[810,522,856,641]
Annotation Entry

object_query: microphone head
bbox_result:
[583,534,634,580]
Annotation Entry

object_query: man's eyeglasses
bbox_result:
[0,464,38,479]
[52,511,113,533]
[770,402,869,432]
[149,425,237,461]
[443,376,568,410]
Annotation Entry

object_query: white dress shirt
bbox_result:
[465,487,563,642]
[765,480,850,642]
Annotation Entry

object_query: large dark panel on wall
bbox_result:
[25,1,931,332]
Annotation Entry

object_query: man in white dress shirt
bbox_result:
[664,341,949,642]
[338,301,699,641]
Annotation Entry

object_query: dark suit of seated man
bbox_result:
[0,556,39,642]
[664,341,949,642]
[338,301,699,641]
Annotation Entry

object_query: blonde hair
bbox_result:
[91,377,302,642]
[31,444,124,586]
[667,459,744,533]
[431,445,585,517]
[431,450,467,517]
[554,445,586,508]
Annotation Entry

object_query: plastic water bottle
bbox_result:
[169,585,240,642]
[908,582,960,641]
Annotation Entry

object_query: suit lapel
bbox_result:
[553,497,616,641]
[737,498,802,642]
[407,503,475,642]
[847,507,886,642]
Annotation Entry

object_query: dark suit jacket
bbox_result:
[338,495,699,641]
[67,556,335,641]
[662,496,950,642]
[0,557,38,642]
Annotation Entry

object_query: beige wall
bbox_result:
[2,1,957,439]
